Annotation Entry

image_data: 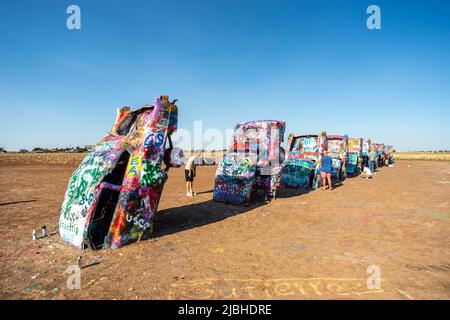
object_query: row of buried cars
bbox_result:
[58,98,393,250]
[212,120,394,205]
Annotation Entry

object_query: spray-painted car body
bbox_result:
[346,138,363,176]
[59,96,183,250]
[281,132,327,189]
[327,135,348,180]
[362,139,371,156]
[385,145,395,164]
[213,120,285,205]
[372,142,384,168]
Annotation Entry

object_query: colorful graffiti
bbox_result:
[327,135,348,180]
[362,139,371,155]
[59,140,123,247]
[213,120,285,205]
[385,145,395,164]
[59,96,183,250]
[213,154,256,205]
[281,132,327,189]
[371,142,386,168]
[281,158,318,189]
[346,153,359,174]
[346,138,363,175]
[59,96,394,249]
[347,138,362,154]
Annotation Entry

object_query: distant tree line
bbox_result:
[399,150,450,153]
[0,146,93,153]
[1,146,449,154]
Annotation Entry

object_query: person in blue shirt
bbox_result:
[368,149,377,173]
[321,150,333,191]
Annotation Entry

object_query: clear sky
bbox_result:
[1,0,449,151]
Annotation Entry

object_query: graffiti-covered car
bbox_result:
[362,139,371,156]
[213,120,285,205]
[59,96,184,250]
[371,142,384,168]
[280,132,327,190]
[359,138,371,170]
[346,138,363,176]
[327,135,348,180]
[385,145,395,164]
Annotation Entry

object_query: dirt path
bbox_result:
[0,161,449,299]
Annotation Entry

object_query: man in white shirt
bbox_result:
[185,150,201,196]
[362,166,374,179]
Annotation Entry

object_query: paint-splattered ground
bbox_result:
[0,160,449,300]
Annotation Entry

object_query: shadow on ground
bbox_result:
[154,173,353,238]
[154,187,304,238]
[0,200,37,206]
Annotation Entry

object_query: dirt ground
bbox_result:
[0,160,449,300]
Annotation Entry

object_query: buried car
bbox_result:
[327,134,348,180]
[371,142,384,168]
[59,96,184,250]
[213,120,285,205]
[385,145,395,164]
[360,138,371,169]
[362,139,371,156]
[346,137,363,176]
[280,132,327,190]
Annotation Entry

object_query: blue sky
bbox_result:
[0,0,449,151]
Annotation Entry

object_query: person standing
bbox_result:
[321,150,333,191]
[368,149,376,173]
[361,153,368,173]
[185,150,201,197]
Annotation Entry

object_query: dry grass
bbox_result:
[0,153,86,166]
[1,151,448,166]
[394,152,450,161]
[0,151,225,167]
[0,152,224,166]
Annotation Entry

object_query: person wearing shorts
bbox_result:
[368,149,376,173]
[185,150,201,197]
[321,150,333,191]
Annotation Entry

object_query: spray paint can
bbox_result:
[77,256,82,268]
[32,229,37,241]
[41,226,47,238]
